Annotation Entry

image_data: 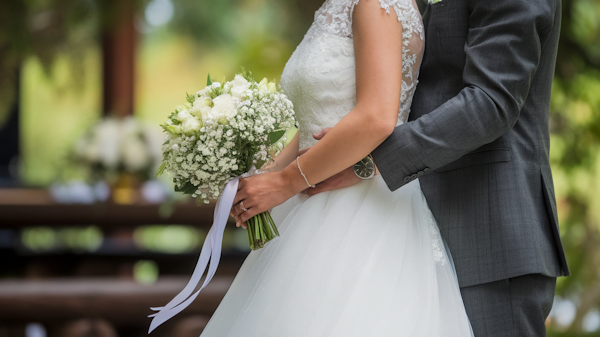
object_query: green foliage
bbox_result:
[549,0,600,334]
[267,129,286,145]
[240,66,256,82]
[155,161,167,177]
[133,225,203,254]
[185,92,196,105]
[174,181,198,195]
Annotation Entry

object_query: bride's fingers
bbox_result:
[231,213,248,229]
[237,177,246,191]
[230,204,241,217]
[233,189,247,205]
[230,203,251,228]
[231,201,249,217]
[240,205,260,223]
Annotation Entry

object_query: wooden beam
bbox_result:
[0,276,233,325]
[0,203,219,228]
[0,189,225,228]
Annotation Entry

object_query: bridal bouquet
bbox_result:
[156,70,296,250]
[150,70,296,333]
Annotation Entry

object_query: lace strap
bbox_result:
[350,0,416,23]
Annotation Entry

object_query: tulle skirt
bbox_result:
[200,176,473,336]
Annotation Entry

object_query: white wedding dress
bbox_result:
[200,0,473,336]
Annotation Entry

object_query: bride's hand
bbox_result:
[231,171,300,224]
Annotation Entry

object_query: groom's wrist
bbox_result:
[353,154,377,179]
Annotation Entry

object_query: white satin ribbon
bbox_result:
[148,177,240,333]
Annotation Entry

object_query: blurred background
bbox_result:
[0,0,598,336]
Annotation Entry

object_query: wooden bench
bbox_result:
[0,188,244,336]
[0,276,234,336]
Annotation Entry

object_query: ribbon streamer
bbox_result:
[148,177,240,333]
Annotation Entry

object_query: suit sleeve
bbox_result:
[371,0,557,190]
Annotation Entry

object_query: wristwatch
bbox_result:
[353,154,376,179]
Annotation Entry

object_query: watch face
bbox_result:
[353,156,375,179]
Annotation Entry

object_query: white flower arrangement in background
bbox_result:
[156,69,297,250]
[72,116,163,182]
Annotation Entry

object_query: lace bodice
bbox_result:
[281,0,424,149]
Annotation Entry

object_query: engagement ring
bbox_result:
[240,201,248,212]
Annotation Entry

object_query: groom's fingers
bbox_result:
[297,147,310,156]
[303,167,360,196]
[312,127,332,140]
[296,128,332,157]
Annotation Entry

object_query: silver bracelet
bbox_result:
[296,156,316,188]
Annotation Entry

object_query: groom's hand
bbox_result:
[296,128,332,156]
[302,167,360,196]
[300,127,361,196]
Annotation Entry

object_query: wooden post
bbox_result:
[0,68,20,187]
[101,1,137,117]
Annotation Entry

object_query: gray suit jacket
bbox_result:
[372,0,570,288]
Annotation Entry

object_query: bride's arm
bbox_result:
[233,0,403,222]
[260,130,300,172]
[289,0,403,183]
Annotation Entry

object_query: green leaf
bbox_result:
[240,67,255,82]
[186,92,195,105]
[155,162,167,177]
[207,73,212,86]
[174,181,198,195]
[255,159,267,170]
[267,130,286,145]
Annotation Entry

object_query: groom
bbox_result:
[306,0,570,335]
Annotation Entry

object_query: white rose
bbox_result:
[181,117,201,135]
[199,106,213,121]
[176,110,194,123]
[190,98,211,119]
[267,82,277,94]
[211,94,237,124]
[230,74,251,100]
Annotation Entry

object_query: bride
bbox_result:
[203,0,473,335]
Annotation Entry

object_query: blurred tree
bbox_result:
[0,0,99,184]
[0,0,98,128]
[0,0,153,124]
[550,0,600,334]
